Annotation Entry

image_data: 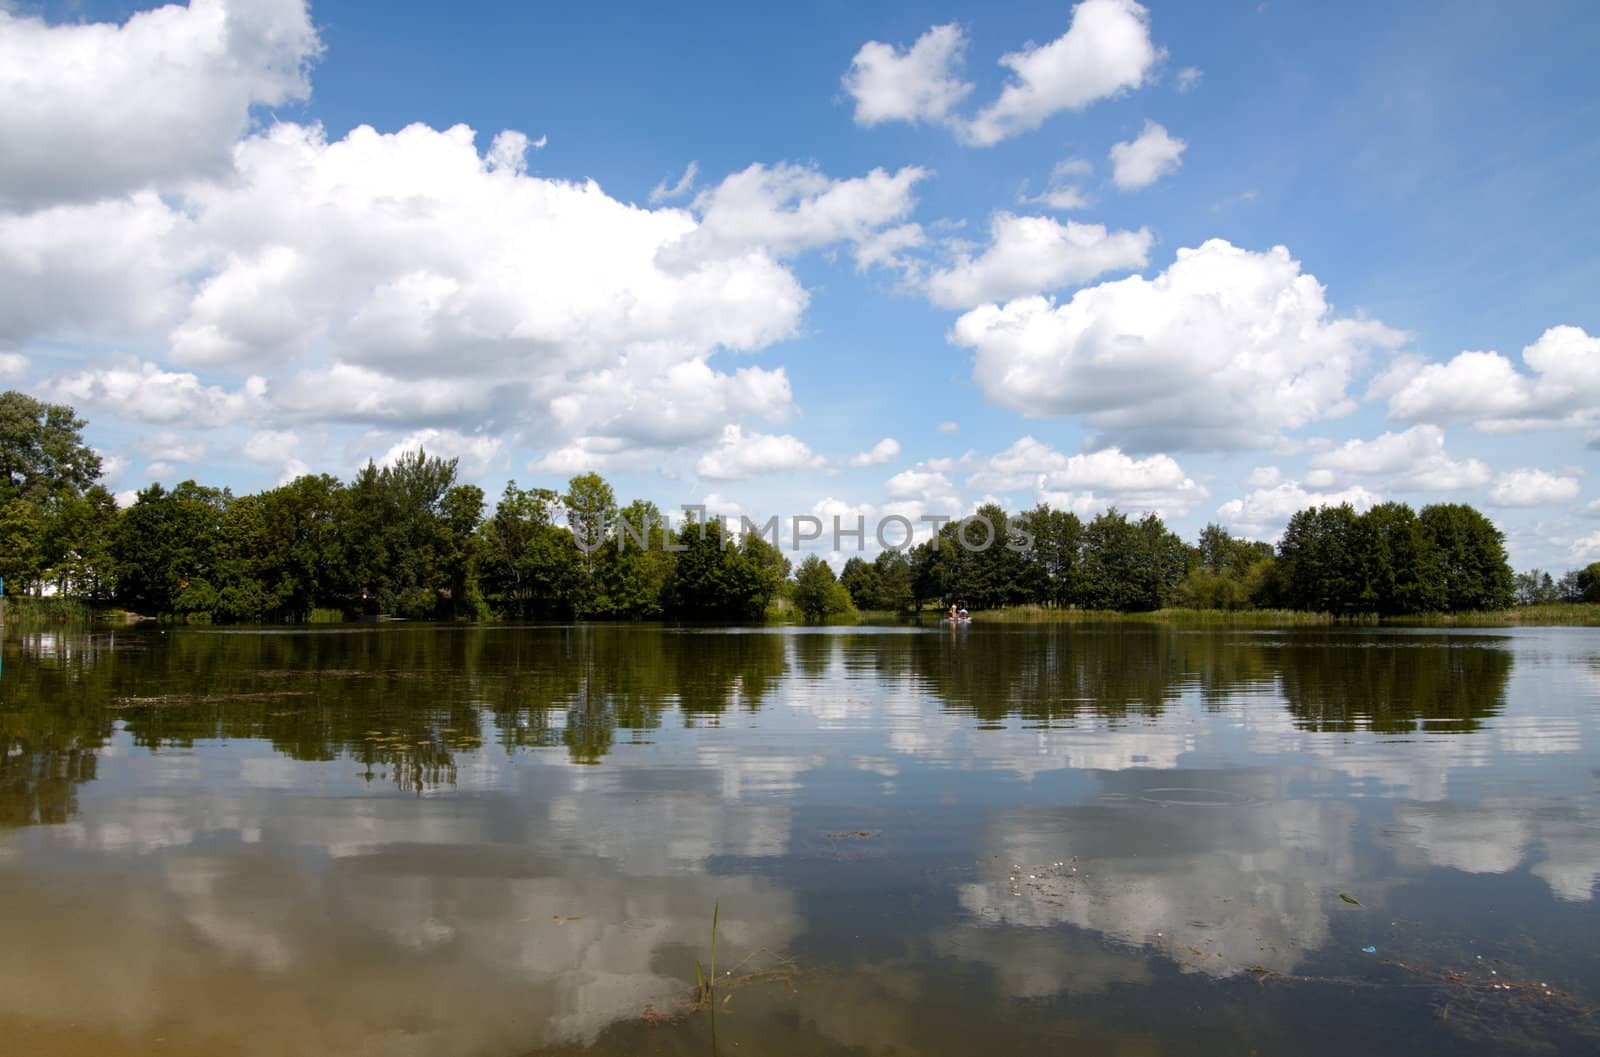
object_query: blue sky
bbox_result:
[2,0,1598,570]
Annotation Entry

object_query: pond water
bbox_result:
[2,622,1598,1056]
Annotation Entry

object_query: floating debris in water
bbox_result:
[110,691,312,708]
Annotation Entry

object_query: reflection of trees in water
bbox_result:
[0,626,793,816]
[911,626,1197,723]
[1271,634,1512,733]
[484,628,788,763]
[910,626,1512,734]
[0,744,97,828]
[1,624,1517,823]
[789,632,839,681]
[0,631,120,827]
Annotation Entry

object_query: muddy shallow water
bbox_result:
[2,622,1598,1056]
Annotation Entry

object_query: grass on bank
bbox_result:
[9,597,1600,629]
[966,602,1600,627]
[0,596,136,625]
[1386,603,1600,627]
[967,606,1347,626]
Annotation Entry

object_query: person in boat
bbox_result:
[958,606,969,620]
[948,602,958,621]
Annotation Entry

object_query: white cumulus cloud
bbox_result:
[1217,481,1383,540]
[848,438,902,467]
[0,0,321,208]
[242,429,301,464]
[0,192,200,346]
[885,467,959,506]
[136,431,207,464]
[96,450,131,487]
[43,361,266,427]
[13,115,938,464]
[1109,121,1186,190]
[967,436,1204,517]
[696,425,824,481]
[375,428,504,480]
[531,436,662,477]
[843,23,973,127]
[950,239,1406,451]
[1572,532,1600,562]
[1488,468,1581,508]
[961,0,1161,146]
[1307,425,1491,491]
[1379,325,1600,432]
[0,5,967,480]
[1247,466,1283,488]
[669,161,926,266]
[925,213,1151,308]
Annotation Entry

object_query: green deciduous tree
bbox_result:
[1277,504,1365,614]
[564,472,616,614]
[112,481,231,617]
[478,482,581,619]
[0,391,102,505]
[1354,502,1445,616]
[792,555,853,622]
[1019,504,1085,608]
[662,516,781,620]
[1080,509,1186,612]
[872,549,915,612]
[1572,562,1600,603]
[595,499,671,619]
[40,485,119,600]
[0,495,48,594]
[1177,523,1276,611]
[440,484,486,619]
[1514,569,1558,606]
[255,474,347,621]
[1418,503,1515,611]
[839,556,880,609]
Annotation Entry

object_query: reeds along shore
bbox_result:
[965,606,1345,626]
[958,604,1600,627]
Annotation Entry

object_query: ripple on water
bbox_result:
[1138,787,1259,807]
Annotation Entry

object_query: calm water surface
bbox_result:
[2,622,1598,1056]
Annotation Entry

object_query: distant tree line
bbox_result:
[2,390,1590,622]
[837,499,1538,617]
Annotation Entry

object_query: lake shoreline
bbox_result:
[961,603,1600,627]
[8,596,1600,629]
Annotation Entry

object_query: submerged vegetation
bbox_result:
[4,390,1598,625]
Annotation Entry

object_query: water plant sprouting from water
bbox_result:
[693,897,719,1010]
